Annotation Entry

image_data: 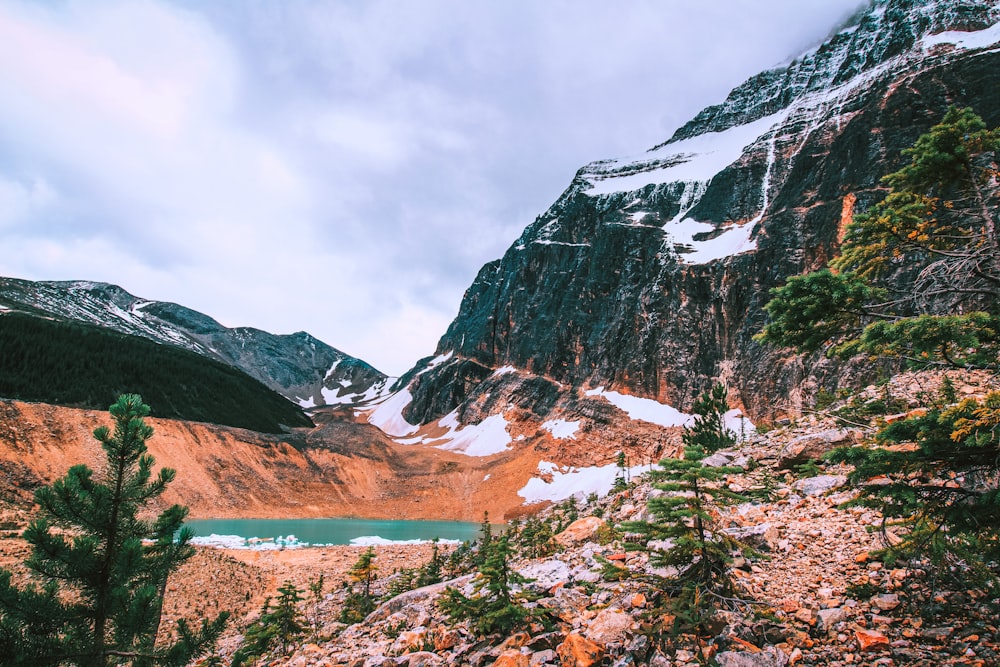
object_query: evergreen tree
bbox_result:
[231,582,305,667]
[627,383,747,637]
[416,541,443,588]
[828,386,1000,576]
[0,394,228,666]
[440,535,530,637]
[340,548,378,623]
[758,107,1000,583]
[613,450,629,491]
[758,106,1000,367]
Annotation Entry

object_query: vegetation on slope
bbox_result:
[759,107,1000,577]
[0,394,227,666]
[0,313,312,433]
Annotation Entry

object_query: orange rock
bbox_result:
[780,599,800,613]
[855,629,890,652]
[855,552,869,563]
[606,553,627,562]
[433,629,461,651]
[630,592,647,609]
[554,517,607,546]
[557,633,605,667]
[729,637,761,653]
[493,649,530,667]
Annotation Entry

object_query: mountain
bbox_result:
[0,277,388,408]
[364,0,1000,447]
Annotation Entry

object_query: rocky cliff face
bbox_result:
[0,277,387,407]
[389,0,1000,430]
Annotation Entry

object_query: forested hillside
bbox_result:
[0,313,313,433]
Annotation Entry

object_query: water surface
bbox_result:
[185,517,482,549]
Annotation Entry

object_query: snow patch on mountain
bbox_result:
[433,412,512,456]
[585,387,692,428]
[922,20,1000,50]
[518,460,654,504]
[583,110,787,196]
[541,419,580,440]
[364,388,419,437]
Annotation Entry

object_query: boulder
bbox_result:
[556,633,605,667]
[518,559,571,589]
[493,650,531,667]
[584,608,633,646]
[396,652,442,667]
[855,629,890,652]
[778,429,858,469]
[555,517,606,546]
[792,474,847,496]
[816,607,848,633]
[715,647,789,667]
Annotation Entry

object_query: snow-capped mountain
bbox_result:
[0,277,387,407]
[366,0,1000,447]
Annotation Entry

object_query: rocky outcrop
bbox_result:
[394,0,1000,426]
[0,277,387,406]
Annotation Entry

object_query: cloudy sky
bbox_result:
[0,0,865,376]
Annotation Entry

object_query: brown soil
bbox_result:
[0,399,561,522]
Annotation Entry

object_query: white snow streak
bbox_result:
[365,388,419,437]
[922,22,1000,52]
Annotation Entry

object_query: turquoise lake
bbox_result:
[184,518,482,549]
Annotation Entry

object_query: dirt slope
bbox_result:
[0,399,553,522]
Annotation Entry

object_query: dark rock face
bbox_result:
[402,0,1000,424]
[0,277,386,406]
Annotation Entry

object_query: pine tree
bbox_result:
[440,534,529,637]
[627,383,748,637]
[613,450,629,491]
[0,394,228,666]
[828,386,1000,575]
[758,106,1000,367]
[758,107,1000,582]
[340,548,378,623]
[416,541,443,588]
[231,582,305,667]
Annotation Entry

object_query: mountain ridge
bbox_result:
[370,0,1000,446]
[0,276,388,409]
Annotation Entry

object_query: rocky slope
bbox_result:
[0,276,387,407]
[124,370,996,667]
[380,0,1000,444]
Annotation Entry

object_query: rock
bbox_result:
[724,523,780,551]
[530,649,558,666]
[792,475,847,496]
[715,647,789,667]
[778,429,858,469]
[872,593,900,611]
[793,608,815,626]
[368,576,474,623]
[555,517,606,546]
[390,627,430,655]
[493,649,531,667]
[920,626,955,642]
[584,608,633,646]
[816,607,848,633]
[538,587,591,623]
[702,452,733,467]
[396,651,442,667]
[519,559,572,589]
[855,629,890,652]
[556,633,605,667]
